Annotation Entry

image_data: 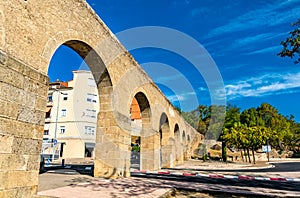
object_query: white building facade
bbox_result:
[42,70,99,159]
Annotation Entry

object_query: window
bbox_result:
[60,126,66,134]
[62,93,68,101]
[61,109,66,117]
[48,95,53,102]
[88,78,96,87]
[87,93,97,103]
[84,126,95,135]
[85,109,97,118]
[45,107,52,119]
[44,130,49,135]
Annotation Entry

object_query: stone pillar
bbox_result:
[94,72,131,178]
[140,129,160,171]
[175,143,184,165]
[168,138,176,168]
[161,145,173,168]
[0,51,48,197]
[94,112,131,178]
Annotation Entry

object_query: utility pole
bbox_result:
[52,89,61,162]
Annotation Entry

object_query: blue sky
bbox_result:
[49,0,300,121]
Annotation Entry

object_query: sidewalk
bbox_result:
[38,176,300,198]
[172,159,271,170]
[38,159,300,198]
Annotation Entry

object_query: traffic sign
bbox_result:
[262,145,271,152]
[53,139,57,145]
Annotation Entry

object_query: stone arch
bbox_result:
[159,113,171,168]
[134,92,151,123]
[182,130,187,145]
[174,123,180,141]
[187,134,191,143]
[128,96,143,170]
[159,113,169,146]
[131,92,158,170]
[46,40,108,85]
[45,40,128,178]
[174,123,184,164]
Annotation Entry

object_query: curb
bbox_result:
[166,164,275,171]
[132,170,300,182]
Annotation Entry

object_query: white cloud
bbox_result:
[244,45,282,55]
[207,1,300,38]
[198,87,207,91]
[225,71,300,100]
[166,91,197,102]
[231,32,287,50]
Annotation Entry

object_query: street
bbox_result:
[38,161,300,197]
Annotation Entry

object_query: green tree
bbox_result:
[287,116,300,155]
[222,105,241,162]
[257,103,292,151]
[278,19,300,64]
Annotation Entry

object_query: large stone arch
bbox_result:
[132,92,160,171]
[159,113,169,146]
[0,1,203,196]
[159,113,169,167]
[43,38,130,179]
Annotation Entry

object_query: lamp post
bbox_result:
[267,139,270,162]
[52,89,61,162]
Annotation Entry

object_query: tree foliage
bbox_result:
[183,102,300,163]
[278,19,300,64]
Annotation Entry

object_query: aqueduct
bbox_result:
[0,0,202,196]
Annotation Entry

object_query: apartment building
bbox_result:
[42,70,99,159]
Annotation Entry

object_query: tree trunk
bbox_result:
[240,150,244,162]
[247,148,251,163]
[222,141,227,163]
[243,148,247,162]
[252,147,256,164]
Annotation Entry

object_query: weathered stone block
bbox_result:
[0,186,37,198]
[0,82,35,107]
[0,171,7,190]
[35,95,47,112]
[11,137,42,155]
[26,155,40,171]
[5,171,38,190]
[0,154,27,171]
[0,99,18,119]
[0,65,24,89]
[0,134,13,154]
[0,118,43,140]
[17,106,44,126]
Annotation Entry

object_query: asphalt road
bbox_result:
[131,172,300,193]
[268,162,300,172]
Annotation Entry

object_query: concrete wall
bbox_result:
[0,0,203,197]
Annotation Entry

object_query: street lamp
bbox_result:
[267,139,270,162]
[52,89,62,162]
